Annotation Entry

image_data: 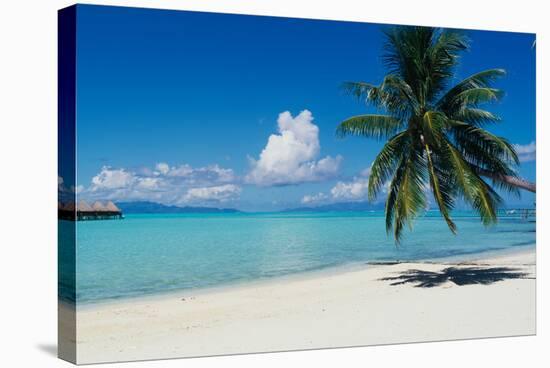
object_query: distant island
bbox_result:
[116,201,387,214]
[116,201,241,214]
[283,201,385,213]
[115,201,534,215]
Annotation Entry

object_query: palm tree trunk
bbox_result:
[479,170,536,193]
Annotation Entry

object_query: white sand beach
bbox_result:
[69,248,536,364]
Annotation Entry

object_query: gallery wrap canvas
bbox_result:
[58,4,536,364]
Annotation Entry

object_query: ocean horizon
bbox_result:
[59,211,535,305]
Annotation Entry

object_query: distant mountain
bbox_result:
[283,201,385,213]
[116,201,241,214]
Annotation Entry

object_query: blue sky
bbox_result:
[73,4,536,211]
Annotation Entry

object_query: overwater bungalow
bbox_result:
[91,201,105,211]
[58,200,123,221]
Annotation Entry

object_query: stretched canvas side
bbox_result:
[58,5,77,364]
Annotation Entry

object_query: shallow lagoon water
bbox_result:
[68,211,535,304]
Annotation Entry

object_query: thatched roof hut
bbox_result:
[105,201,121,212]
[92,201,107,211]
[77,200,93,212]
[62,201,76,211]
[59,199,122,221]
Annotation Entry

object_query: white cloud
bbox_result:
[90,167,135,191]
[155,162,170,175]
[513,141,536,162]
[196,165,236,183]
[301,192,328,204]
[72,185,85,194]
[182,184,241,203]
[246,110,342,186]
[166,164,193,177]
[329,170,428,204]
[58,175,84,198]
[300,167,381,205]
[329,166,373,201]
[81,163,241,205]
[135,177,160,190]
[359,167,372,177]
[331,178,370,200]
[155,163,236,183]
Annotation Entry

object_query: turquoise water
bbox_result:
[66,211,535,304]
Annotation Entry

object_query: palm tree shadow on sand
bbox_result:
[380,267,530,288]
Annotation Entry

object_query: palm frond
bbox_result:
[336,115,404,140]
[383,27,468,106]
[437,69,506,109]
[449,120,519,165]
[381,75,421,115]
[421,111,449,148]
[341,81,378,101]
[425,29,469,99]
[476,169,521,197]
[448,121,520,196]
[341,77,419,119]
[451,108,501,127]
[386,147,427,242]
[426,145,457,233]
[440,138,501,225]
[448,87,504,112]
[368,131,409,200]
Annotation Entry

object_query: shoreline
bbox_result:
[76,243,536,310]
[72,246,535,364]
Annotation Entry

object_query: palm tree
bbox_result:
[336,26,535,242]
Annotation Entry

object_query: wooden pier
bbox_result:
[58,200,123,221]
[497,208,536,220]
